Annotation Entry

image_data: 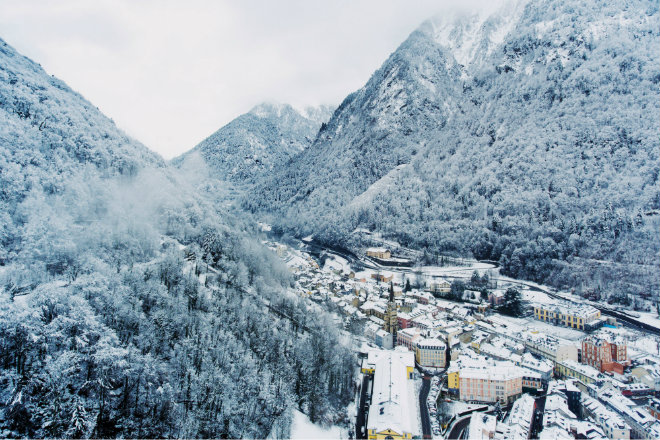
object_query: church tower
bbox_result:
[383,282,398,338]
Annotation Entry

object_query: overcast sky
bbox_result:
[0,0,492,159]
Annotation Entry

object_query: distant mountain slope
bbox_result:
[173,102,333,184]
[0,38,353,438]
[246,0,660,302]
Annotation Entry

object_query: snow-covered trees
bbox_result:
[245,0,659,305]
[0,37,354,438]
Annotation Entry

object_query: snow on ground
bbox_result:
[420,263,496,278]
[324,255,352,274]
[624,332,660,356]
[446,401,488,416]
[289,409,347,440]
[634,311,660,332]
[348,165,408,212]
[522,289,554,305]
[499,315,586,341]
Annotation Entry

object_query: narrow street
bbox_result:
[355,374,371,439]
[419,376,432,439]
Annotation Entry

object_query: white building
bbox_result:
[366,350,419,439]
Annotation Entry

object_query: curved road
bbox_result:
[447,416,471,440]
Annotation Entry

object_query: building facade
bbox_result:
[459,367,523,404]
[384,286,398,338]
[415,338,446,368]
[366,248,391,259]
[533,302,601,330]
[581,336,628,373]
[428,279,451,294]
[397,327,421,351]
[556,360,603,385]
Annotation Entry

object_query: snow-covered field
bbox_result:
[522,289,555,305]
[634,311,660,332]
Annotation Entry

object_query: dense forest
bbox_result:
[245,0,660,306]
[0,38,355,438]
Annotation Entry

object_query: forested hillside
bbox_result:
[0,38,354,438]
[173,102,334,184]
[245,0,660,305]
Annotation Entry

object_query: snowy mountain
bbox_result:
[174,102,334,184]
[246,0,660,302]
[0,38,353,438]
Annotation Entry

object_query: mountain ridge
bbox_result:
[245,0,660,303]
[173,102,334,184]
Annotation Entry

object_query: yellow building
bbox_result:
[367,248,391,259]
[428,279,451,294]
[361,350,414,378]
[556,359,602,385]
[448,369,460,392]
[414,338,446,368]
[533,302,601,330]
[383,286,398,338]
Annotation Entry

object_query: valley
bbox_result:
[265,231,660,439]
[0,0,658,438]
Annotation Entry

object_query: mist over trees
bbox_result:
[0,38,354,438]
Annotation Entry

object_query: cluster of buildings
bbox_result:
[271,239,660,439]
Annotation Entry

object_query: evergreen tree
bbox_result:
[499,288,524,317]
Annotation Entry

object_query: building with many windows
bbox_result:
[581,335,628,373]
[533,302,601,330]
[518,333,578,364]
[414,338,446,368]
[459,366,523,404]
[366,247,391,259]
[427,279,451,294]
[556,359,603,385]
[396,327,422,350]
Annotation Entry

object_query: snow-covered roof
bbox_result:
[538,426,574,440]
[468,413,497,440]
[504,394,536,439]
[366,351,419,437]
[416,338,446,349]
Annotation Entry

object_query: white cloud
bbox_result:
[0,0,498,158]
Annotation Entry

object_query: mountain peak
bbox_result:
[421,0,528,71]
[175,101,335,184]
[249,101,294,119]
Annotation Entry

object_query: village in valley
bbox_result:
[264,230,660,440]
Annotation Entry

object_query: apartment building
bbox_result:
[459,366,523,404]
[582,335,628,373]
[415,338,446,368]
[533,302,601,330]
